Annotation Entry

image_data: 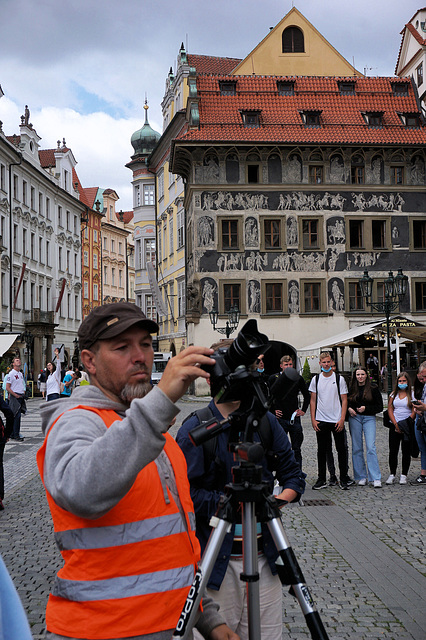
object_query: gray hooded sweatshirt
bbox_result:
[40,384,223,640]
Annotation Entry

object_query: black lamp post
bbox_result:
[72,337,80,368]
[359,268,408,396]
[209,305,240,339]
[20,329,33,377]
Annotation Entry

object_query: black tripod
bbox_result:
[172,373,329,640]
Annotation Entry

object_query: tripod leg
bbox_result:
[172,517,231,639]
[267,516,330,640]
[241,502,261,640]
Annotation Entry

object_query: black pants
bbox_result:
[316,422,348,482]
[0,443,5,500]
[388,425,411,476]
[326,428,349,478]
[279,417,304,470]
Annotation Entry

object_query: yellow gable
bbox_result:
[232,7,363,77]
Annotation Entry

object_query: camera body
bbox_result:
[202,319,268,402]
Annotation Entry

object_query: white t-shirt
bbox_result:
[390,391,415,422]
[309,372,348,423]
[5,369,26,395]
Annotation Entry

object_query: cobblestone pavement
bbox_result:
[0,395,425,639]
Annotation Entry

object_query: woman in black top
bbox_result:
[347,367,383,487]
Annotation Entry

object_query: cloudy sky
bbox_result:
[0,0,416,211]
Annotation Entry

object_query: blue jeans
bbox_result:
[349,414,381,482]
[415,418,426,470]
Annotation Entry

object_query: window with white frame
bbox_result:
[0,164,5,191]
[103,265,108,284]
[93,253,98,269]
[135,184,141,207]
[84,281,89,298]
[84,250,89,266]
[145,294,156,321]
[144,184,155,206]
[177,209,184,248]
[112,268,116,286]
[93,283,99,301]
[177,279,185,316]
[144,238,156,267]
[158,171,164,199]
[169,217,174,254]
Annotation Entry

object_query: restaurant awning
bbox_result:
[298,316,426,352]
[0,334,20,357]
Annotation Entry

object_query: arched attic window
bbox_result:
[282,26,304,53]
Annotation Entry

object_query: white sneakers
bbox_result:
[358,478,367,486]
[373,480,382,488]
[385,474,407,485]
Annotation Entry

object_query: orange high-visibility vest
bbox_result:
[37,406,201,639]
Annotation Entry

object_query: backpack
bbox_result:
[181,406,276,489]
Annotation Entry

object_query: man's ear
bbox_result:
[81,349,96,375]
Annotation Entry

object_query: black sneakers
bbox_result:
[312,479,328,490]
[410,475,426,485]
[328,476,338,486]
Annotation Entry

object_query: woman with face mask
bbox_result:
[347,367,383,487]
[386,372,416,485]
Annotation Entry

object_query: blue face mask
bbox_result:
[321,366,332,373]
[257,367,264,372]
[398,383,408,390]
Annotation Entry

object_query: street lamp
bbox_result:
[209,305,240,339]
[72,337,80,368]
[359,269,408,395]
[20,329,33,377]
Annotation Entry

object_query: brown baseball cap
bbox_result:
[78,302,159,351]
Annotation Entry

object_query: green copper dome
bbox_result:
[131,101,160,157]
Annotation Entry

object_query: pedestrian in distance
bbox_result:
[268,354,310,470]
[177,339,305,640]
[38,369,47,398]
[45,351,63,402]
[37,302,239,640]
[0,397,14,510]
[309,351,353,490]
[5,357,26,442]
[60,364,77,398]
[323,359,352,486]
[411,362,426,485]
[386,371,416,485]
[347,366,383,487]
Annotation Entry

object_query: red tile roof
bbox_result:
[39,146,71,168]
[187,54,241,75]
[116,210,134,224]
[176,76,426,145]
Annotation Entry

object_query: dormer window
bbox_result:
[300,110,322,128]
[240,110,261,128]
[362,111,383,128]
[277,81,295,96]
[391,82,409,97]
[398,112,420,128]
[338,81,355,95]
[219,81,237,96]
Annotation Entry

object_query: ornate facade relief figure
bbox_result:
[248,280,261,313]
[204,155,219,183]
[197,216,214,247]
[351,193,367,211]
[327,218,345,244]
[352,252,380,267]
[245,217,259,247]
[287,217,298,245]
[284,154,302,183]
[328,279,345,312]
[328,245,345,272]
[288,280,299,313]
[200,278,217,313]
[186,281,201,312]
[329,155,345,183]
[410,156,425,185]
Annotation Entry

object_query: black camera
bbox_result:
[202,319,268,403]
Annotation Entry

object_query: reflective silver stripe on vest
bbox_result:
[55,512,196,551]
[52,564,194,602]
